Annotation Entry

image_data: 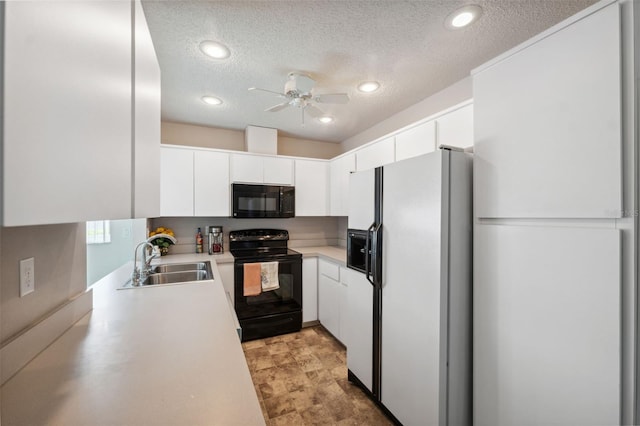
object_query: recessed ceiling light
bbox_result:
[357,81,380,93]
[445,5,482,29]
[318,116,334,124]
[202,96,223,105]
[199,41,231,59]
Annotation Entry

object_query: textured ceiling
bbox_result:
[142,0,597,143]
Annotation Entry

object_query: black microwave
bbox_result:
[232,184,295,218]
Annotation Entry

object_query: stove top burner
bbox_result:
[229,229,299,261]
[230,247,302,261]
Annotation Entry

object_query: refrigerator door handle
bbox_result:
[371,223,382,287]
[365,222,376,286]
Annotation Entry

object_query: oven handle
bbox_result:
[365,223,376,286]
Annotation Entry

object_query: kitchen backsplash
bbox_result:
[149,217,347,254]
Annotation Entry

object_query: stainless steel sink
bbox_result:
[142,270,210,285]
[121,260,213,289]
[150,262,208,274]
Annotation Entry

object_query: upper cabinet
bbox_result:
[355,137,395,171]
[230,154,293,185]
[295,159,328,216]
[395,121,437,162]
[133,0,161,219]
[436,104,473,150]
[160,146,231,217]
[473,3,621,218]
[160,147,194,217]
[2,0,160,226]
[195,150,230,217]
[329,153,356,216]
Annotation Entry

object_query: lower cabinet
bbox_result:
[217,262,235,306]
[318,258,348,344]
[302,258,318,323]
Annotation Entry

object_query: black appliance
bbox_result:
[232,184,295,218]
[346,228,374,275]
[230,229,302,341]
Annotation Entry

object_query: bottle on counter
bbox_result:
[196,228,203,253]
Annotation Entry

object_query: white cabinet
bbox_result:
[338,267,349,341]
[319,274,341,340]
[132,0,161,219]
[295,159,328,216]
[395,120,437,162]
[160,147,194,216]
[329,153,356,216]
[436,104,473,150]
[318,258,346,343]
[3,1,133,225]
[160,146,231,217]
[217,262,235,306]
[473,3,621,218]
[263,157,293,185]
[230,154,293,185]
[355,137,395,171]
[194,151,230,216]
[302,258,318,323]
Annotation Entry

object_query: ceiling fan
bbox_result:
[249,72,349,124]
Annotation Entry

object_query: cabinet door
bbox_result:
[295,159,328,216]
[356,137,395,171]
[194,151,230,216]
[436,104,473,150]
[318,274,340,339]
[217,262,235,306]
[160,148,194,216]
[329,153,356,216]
[338,267,349,344]
[230,154,263,183]
[132,0,160,219]
[263,157,293,185]
[302,258,318,323]
[473,4,621,218]
[475,225,620,425]
[395,120,437,162]
[4,1,132,225]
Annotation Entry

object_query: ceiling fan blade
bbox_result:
[248,87,286,98]
[314,93,349,104]
[265,102,291,112]
[304,104,325,118]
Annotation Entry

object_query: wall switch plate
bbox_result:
[20,257,35,297]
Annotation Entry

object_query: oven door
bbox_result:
[233,256,302,320]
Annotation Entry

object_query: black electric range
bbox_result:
[229,229,302,341]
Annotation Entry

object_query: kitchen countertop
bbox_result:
[293,246,347,266]
[1,253,265,426]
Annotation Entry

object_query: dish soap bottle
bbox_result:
[196,228,203,253]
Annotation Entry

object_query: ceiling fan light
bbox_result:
[202,95,223,105]
[357,81,380,93]
[199,41,231,59]
[318,116,334,124]
[445,5,482,30]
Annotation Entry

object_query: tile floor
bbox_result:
[241,325,393,426]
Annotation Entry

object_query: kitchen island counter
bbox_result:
[1,254,264,426]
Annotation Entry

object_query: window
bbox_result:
[86,220,111,244]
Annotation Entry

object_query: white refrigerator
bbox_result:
[345,148,472,425]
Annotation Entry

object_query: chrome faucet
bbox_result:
[132,242,155,286]
[131,234,178,286]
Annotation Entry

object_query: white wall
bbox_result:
[341,77,472,152]
[1,223,87,343]
[149,217,342,254]
[161,121,341,159]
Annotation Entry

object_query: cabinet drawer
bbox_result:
[319,259,340,281]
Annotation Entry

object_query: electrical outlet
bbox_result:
[20,257,35,297]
